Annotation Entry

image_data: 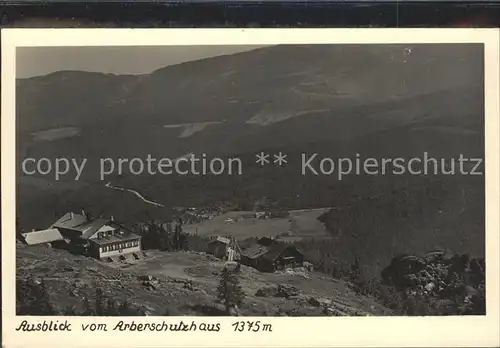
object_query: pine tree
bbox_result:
[81,296,95,316]
[349,257,366,293]
[105,298,119,316]
[95,288,105,316]
[36,279,55,315]
[118,299,137,315]
[17,277,56,315]
[350,257,361,282]
[62,305,78,315]
[16,279,31,315]
[216,267,245,315]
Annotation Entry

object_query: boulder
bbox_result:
[325,307,348,316]
[228,306,241,316]
[276,283,299,298]
[464,285,479,297]
[423,251,445,263]
[74,280,85,288]
[307,297,321,307]
[303,261,314,271]
[183,280,194,291]
[138,274,154,281]
[469,258,485,275]
[424,282,436,292]
[319,298,332,307]
[142,280,160,290]
[398,255,427,273]
[255,285,278,297]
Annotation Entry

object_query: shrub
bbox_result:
[16,277,56,315]
[216,267,245,315]
[186,235,211,253]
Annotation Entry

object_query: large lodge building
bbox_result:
[20,211,142,261]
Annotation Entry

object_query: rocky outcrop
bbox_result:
[381,251,485,314]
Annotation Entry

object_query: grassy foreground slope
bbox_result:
[17,244,392,316]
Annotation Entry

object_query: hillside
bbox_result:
[17,44,483,159]
[16,44,485,278]
[17,244,392,316]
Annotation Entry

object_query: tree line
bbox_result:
[137,220,189,251]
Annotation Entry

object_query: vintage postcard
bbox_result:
[2,29,499,347]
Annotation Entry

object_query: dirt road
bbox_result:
[105,182,164,207]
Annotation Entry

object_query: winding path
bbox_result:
[105,182,165,207]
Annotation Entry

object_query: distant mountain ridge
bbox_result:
[17,44,482,132]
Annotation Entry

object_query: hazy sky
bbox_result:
[16,45,267,78]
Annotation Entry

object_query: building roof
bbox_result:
[21,229,64,245]
[51,212,111,240]
[242,240,300,262]
[242,243,269,259]
[261,243,291,262]
[257,237,274,246]
[51,212,88,230]
[90,230,142,246]
[209,236,231,245]
[78,218,110,239]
